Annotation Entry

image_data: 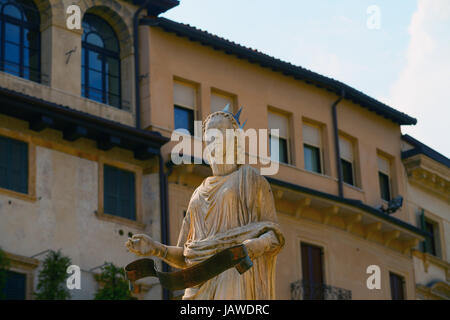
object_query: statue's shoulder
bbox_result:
[238,165,269,185]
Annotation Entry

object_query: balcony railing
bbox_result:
[291,280,352,300]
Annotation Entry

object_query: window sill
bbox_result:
[412,250,450,280]
[343,182,365,194]
[95,210,146,230]
[0,187,37,203]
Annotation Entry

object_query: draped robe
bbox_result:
[176,165,285,300]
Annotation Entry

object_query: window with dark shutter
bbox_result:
[389,272,405,300]
[1,271,26,300]
[301,242,325,300]
[0,136,28,194]
[103,164,136,221]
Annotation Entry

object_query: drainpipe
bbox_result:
[133,0,151,129]
[331,89,345,198]
[158,154,172,300]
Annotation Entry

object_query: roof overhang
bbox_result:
[141,17,417,126]
[0,87,169,160]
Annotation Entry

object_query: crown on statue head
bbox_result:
[222,104,247,129]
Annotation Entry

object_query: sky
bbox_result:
[163,0,450,158]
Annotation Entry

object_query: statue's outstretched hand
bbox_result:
[126,234,163,257]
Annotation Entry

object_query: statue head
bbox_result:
[202,104,246,176]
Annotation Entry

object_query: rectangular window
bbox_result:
[211,91,234,114]
[389,272,405,300]
[268,111,290,164]
[301,242,325,300]
[420,214,440,257]
[0,136,28,194]
[339,136,354,186]
[174,106,194,135]
[377,155,391,201]
[303,123,322,173]
[1,271,26,300]
[104,164,136,221]
[173,81,196,135]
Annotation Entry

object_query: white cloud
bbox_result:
[389,0,450,157]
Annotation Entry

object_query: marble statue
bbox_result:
[126,106,285,299]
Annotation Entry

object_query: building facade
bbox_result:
[0,0,169,300]
[0,0,448,300]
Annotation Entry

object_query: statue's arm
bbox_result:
[126,235,188,269]
[126,213,191,269]
[242,230,280,261]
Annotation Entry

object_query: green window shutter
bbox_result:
[118,169,135,220]
[104,165,118,215]
[10,140,28,194]
[419,209,428,253]
[104,164,135,220]
[0,136,8,189]
[0,136,28,194]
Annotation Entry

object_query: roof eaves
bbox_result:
[142,17,417,126]
[402,135,450,168]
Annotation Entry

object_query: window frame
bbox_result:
[389,272,406,300]
[338,135,355,186]
[420,211,443,258]
[96,158,145,230]
[377,154,392,202]
[268,109,291,165]
[2,251,39,300]
[302,122,323,174]
[0,0,41,83]
[0,130,36,202]
[81,13,122,109]
[173,80,197,136]
[210,89,236,114]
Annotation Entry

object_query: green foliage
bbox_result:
[94,262,135,300]
[34,250,71,300]
[0,248,11,299]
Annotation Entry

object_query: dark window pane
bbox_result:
[88,51,102,71]
[379,172,391,201]
[107,76,120,96]
[1,271,26,300]
[86,87,103,103]
[23,28,39,49]
[5,22,20,44]
[4,42,20,64]
[107,93,120,109]
[88,69,103,90]
[105,57,119,77]
[3,4,22,19]
[174,105,194,135]
[341,159,354,186]
[390,273,405,300]
[304,144,321,173]
[86,32,104,47]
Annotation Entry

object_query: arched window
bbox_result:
[82,13,121,109]
[0,0,40,82]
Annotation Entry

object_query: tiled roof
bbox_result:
[141,17,417,126]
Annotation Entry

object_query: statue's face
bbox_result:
[204,114,236,166]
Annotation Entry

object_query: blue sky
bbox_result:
[163,0,449,157]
